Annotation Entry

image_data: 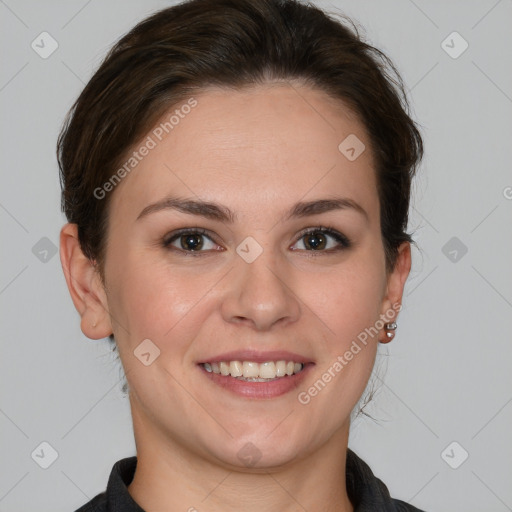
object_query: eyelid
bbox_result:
[164,226,211,241]
[292,225,352,250]
[163,227,222,252]
[163,225,351,254]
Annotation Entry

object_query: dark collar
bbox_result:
[75,450,424,511]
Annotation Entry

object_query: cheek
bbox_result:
[293,257,383,419]
[106,249,220,348]
[301,255,385,346]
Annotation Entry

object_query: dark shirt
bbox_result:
[75,449,425,511]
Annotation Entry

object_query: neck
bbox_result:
[127,406,354,512]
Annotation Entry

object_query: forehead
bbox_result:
[109,84,378,222]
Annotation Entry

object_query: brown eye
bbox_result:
[292,227,351,252]
[163,229,220,253]
[303,231,327,250]
[179,233,204,251]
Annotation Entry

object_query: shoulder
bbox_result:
[392,498,426,511]
[74,492,107,512]
[72,457,140,512]
[346,449,426,511]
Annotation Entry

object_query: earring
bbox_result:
[381,322,397,343]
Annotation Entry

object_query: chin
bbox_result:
[205,434,306,472]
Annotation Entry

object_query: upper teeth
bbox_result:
[202,361,304,379]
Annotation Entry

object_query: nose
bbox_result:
[220,248,301,331]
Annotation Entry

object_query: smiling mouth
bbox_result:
[200,360,305,381]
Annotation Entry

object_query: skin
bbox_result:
[60,83,411,512]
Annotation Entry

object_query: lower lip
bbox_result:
[198,363,314,399]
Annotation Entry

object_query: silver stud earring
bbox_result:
[382,322,397,343]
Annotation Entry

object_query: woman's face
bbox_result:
[95,83,409,469]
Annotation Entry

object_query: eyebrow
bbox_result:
[136,196,368,223]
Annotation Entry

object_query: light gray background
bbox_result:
[1,0,511,510]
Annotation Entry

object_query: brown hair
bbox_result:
[57,0,423,276]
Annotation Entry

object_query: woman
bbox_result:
[58,0,424,510]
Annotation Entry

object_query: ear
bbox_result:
[59,223,113,340]
[378,241,411,342]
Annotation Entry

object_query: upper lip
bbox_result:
[198,350,313,365]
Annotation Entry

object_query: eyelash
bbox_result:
[295,226,352,252]
[162,225,351,256]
